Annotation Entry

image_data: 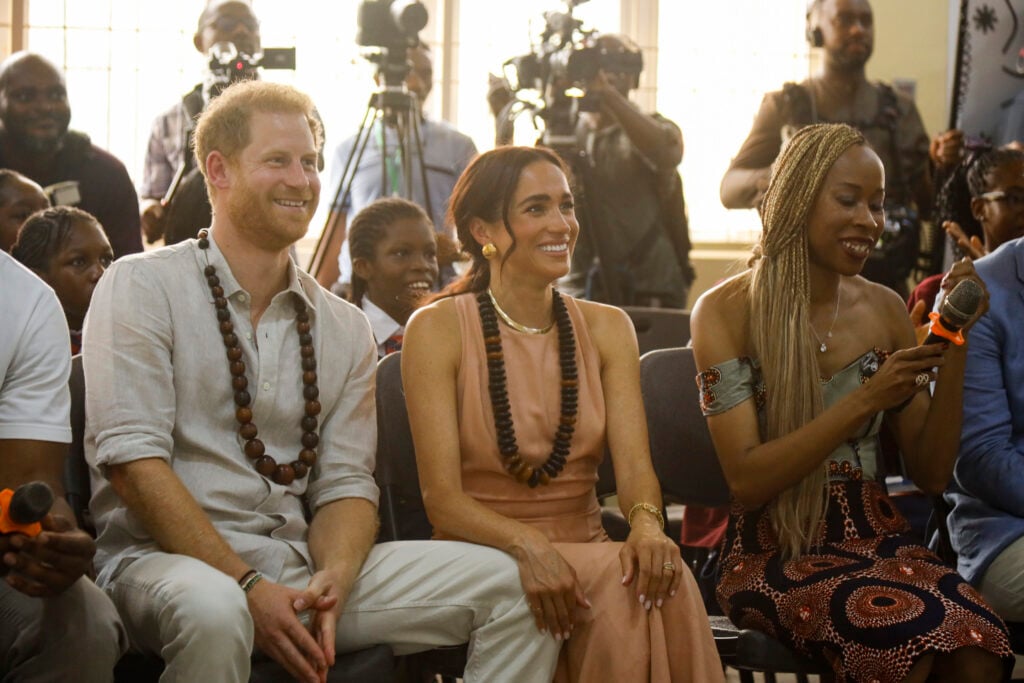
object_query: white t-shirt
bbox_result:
[0,251,72,443]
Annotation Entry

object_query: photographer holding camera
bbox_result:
[138,0,261,245]
[561,33,694,309]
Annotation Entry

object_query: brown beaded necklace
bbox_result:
[197,229,319,486]
[476,289,578,488]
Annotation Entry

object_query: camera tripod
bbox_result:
[309,82,431,282]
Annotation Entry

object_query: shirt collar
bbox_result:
[361,295,402,345]
[192,229,316,314]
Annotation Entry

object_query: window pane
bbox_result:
[658,1,810,244]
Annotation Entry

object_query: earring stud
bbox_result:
[481,243,498,260]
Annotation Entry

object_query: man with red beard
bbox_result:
[720,0,959,294]
[83,80,558,683]
[0,52,142,259]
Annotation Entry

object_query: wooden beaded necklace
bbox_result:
[476,289,578,487]
[197,229,320,486]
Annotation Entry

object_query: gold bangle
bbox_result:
[627,502,664,529]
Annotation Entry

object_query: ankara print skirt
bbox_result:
[716,478,1014,683]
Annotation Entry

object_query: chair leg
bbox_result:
[738,671,755,683]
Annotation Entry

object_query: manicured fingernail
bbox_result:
[293,599,306,610]
[656,598,664,609]
[555,632,563,642]
[621,576,628,585]
[638,594,646,606]
[644,600,652,611]
[563,632,570,640]
[670,589,677,597]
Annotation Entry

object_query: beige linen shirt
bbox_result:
[83,233,379,586]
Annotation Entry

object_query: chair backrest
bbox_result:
[623,306,691,355]
[374,352,433,542]
[374,350,620,540]
[65,354,94,533]
[640,347,731,508]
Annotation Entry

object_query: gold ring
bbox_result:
[662,562,676,573]
[914,373,930,387]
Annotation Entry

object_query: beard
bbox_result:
[223,179,316,252]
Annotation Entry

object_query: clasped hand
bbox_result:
[514,536,591,641]
[2,513,95,597]
[620,517,683,610]
[246,569,342,683]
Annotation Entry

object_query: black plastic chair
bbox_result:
[67,356,396,683]
[639,347,834,683]
[623,306,691,355]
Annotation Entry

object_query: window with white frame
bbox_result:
[657,1,812,245]
[19,0,812,244]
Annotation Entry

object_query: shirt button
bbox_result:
[262,382,271,391]
[245,332,252,340]
[237,293,247,302]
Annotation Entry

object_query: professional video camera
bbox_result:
[356,0,428,86]
[500,0,642,147]
[206,42,297,88]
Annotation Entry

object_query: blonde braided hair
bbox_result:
[750,123,867,559]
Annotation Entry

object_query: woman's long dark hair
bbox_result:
[435,145,571,299]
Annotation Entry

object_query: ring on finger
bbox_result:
[914,372,930,387]
[662,561,676,573]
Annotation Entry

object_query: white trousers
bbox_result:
[105,540,560,683]
[978,533,1024,622]
[0,576,126,683]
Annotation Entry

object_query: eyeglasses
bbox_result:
[978,190,1024,208]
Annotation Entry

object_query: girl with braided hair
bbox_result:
[348,197,438,357]
[11,206,112,354]
[691,123,1012,682]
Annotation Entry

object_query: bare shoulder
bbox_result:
[404,296,462,361]
[574,297,633,335]
[690,271,752,366]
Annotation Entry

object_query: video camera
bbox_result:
[356,0,428,87]
[500,0,642,146]
[207,42,297,88]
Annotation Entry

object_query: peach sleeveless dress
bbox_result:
[439,293,724,683]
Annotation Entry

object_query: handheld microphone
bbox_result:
[0,481,55,537]
[924,278,984,346]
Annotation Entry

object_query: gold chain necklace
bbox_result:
[487,288,554,335]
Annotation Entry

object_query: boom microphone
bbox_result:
[924,278,984,346]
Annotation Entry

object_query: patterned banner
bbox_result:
[952,0,1024,143]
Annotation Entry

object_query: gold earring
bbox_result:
[481,243,498,260]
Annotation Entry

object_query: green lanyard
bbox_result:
[375,120,402,196]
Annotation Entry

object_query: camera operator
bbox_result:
[138,0,260,245]
[564,33,693,309]
[322,43,477,296]
[720,0,962,295]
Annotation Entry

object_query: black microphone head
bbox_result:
[9,481,54,525]
[942,278,984,327]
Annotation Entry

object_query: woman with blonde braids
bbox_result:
[691,123,1013,682]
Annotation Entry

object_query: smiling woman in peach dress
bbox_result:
[401,145,724,682]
